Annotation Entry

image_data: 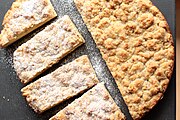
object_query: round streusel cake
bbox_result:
[74,0,174,119]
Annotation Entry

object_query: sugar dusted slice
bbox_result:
[0,0,57,47]
[21,55,99,113]
[50,83,125,120]
[13,15,85,84]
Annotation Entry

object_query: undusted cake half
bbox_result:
[74,0,174,119]
[50,82,125,120]
[13,15,85,84]
[0,0,57,47]
[21,55,99,113]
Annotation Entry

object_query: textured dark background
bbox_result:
[0,0,175,120]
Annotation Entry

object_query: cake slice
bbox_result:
[74,0,174,119]
[13,15,85,84]
[0,0,57,47]
[50,82,125,120]
[21,55,99,113]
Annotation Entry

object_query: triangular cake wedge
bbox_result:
[74,0,174,119]
[50,82,125,120]
[13,15,85,84]
[21,55,99,113]
[0,0,57,47]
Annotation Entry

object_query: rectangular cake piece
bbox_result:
[0,0,57,47]
[50,83,125,120]
[13,15,85,84]
[21,55,99,113]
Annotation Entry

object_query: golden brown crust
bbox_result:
[21,55,99,113]
[50,83,125,120]
[74,0,174,119]
[13,15,85,84]
[0,0,57,47]
[50,112,68,120]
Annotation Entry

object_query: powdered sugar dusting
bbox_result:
[0,49,14,69]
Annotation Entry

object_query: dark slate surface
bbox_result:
[0,0,175,120]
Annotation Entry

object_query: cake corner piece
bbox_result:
[0,0,57,48]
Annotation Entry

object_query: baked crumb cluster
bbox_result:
[74,0,174,119]
[21,55,99,113]
[13,15,85,84]
[50,83,125,120]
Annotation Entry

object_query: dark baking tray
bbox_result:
[0,0,176,120]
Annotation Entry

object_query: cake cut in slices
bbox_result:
[74,0,174,119]
[50,82,125,120]
[0,0,57,47]
[13,15,85,84]
[21,55,99,113]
